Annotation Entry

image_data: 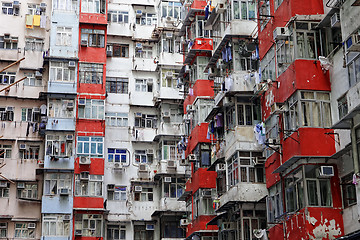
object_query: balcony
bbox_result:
[46,118,76,131]
[41,195,74,213]
[155,160,186,176]
[185,168,217,194]
[131,128,157,142]
[186,215,218,238]
[132,58,157,72]
[184,38,213,65]
[179,0,207,36]
[0,49,20,61]
[44,155,74,170]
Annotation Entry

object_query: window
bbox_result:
[347,54,360,87]
[284,91,331,130]
[161,219,185,238]
[134,114,157,128]
[261,46,275,81]
[163,177,185,198]
[79,63,103,83]
[233,0,256,20]
[134,225,154,240]
[241,210,267,240]
[106,77,128,94]
[134,187,153,201]
[135,46,153,58]
[0,144,11,159]
[0,181,9,198]
[81,0,105,13]
[161,141,177,160]
[28,4,45,15]
[78,99,105,120]
[81,29,105,48]
[56,27,72,46]
[357,127,360,164]
[259,0,270,30]
[0,35,18,49]
[161,34,180,53]
[17,183,38,200]
[338,95,348,120]
[53,0,77,11]
[342,173,357,208]
[0,72,15,85]
[15,223,35,238]
[226,106,236,130]
[75,175,103,197]
[44,173,72,195]
[25,38,44,51]
[161,1,181,18]
[108,11,129,23]
[285,169,304,212]
[75,214,103,237]
[136,12,157,25]
[21,146,40,160]
[24,73,42,86]
[106,113,128,127]
[295,24,319,60]
[0,222,7,238]
[227,152,264,187]
[21,108,40,122]
[107,148,127,163]
[135,79,153,92]
[77,136,104,157]
[193,190,214,217]
[107,186,127,201]
[107,44,129,57]
[305,165,332,207]
[135,150,152,164]
[50,61,76,82]
[267,183,283,223]
[2,2,18,15]
[237,103,255,126]
[276,38,294,76]
[48,99,75,118]
[0,107,14,121]
[161,70,177,88]
[42,215,70,237]
[46,135,73,157]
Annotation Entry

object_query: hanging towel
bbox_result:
[40,15,46,28]
[33,15,41,26]
[227,46,232,61]
[25,14,34,28]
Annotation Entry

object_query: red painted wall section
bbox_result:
[186,123,211,155]
[265,152,281,188]
[73,197,104,209]
[190,38,214,51]
[190,0,207,10]
[186,215,218,238]
[79,13,107,25]
[188,168,217,194]
[268,224,284,240]
[282,128,336,163]
[285,208,344,240]
[74,158,104,175]
[184,80,214,113]
[76,120,105,134]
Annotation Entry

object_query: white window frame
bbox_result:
[44,173,72,195]
[135,79,153,92]
[0,144,12,159]
[0,35,18,49]
[108,10,129,23]
[105,113,128,127]
[75,175,103,197]
[53,0,77,11]
[46,135,73,157]
[48,99,75,118]
[17,183,38,200]
[161,1,181,19]
[0,222,7,238]
[135,46,153,58]
[74,214,103,237]
[56,27,72,46]
[78,99,105,120]
[50,61,76,83]
[42,214,71,237]
[0,72,15,85]
[76,136,104,157]
[134,114,157,128]
[81,0,105,14]
[0,181,9,198]
[25,38,44,51]
[14,223,35,239]
[107,225,126,240]
[79,63,103,84]
[24,73,42,86]
[107,186,127,201]
[136,12,157,25]
[21,108,40,122]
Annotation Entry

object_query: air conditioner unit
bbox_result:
[32,107,40,113]
[17,182,25,189]
[188,154,196,161]
[114,162,123,170]
[180,219,190,226]
[215,163,226,172]
[0,182,8,188]
[253,157,266,165]
[135,112,142,117]
[79,156,91,165]
[40,2,47,9]
[6,106,14,112]
[3,34,11,41]
[164,177,172,182]
[166,71,173,79]
[67,101,74,109]
[185,65,190,73]
[165,32,173,39]
[35,71,42,79]
[136,43,143,49]
[180,158,188,166]
[107,184,115,191]
[75,229,82,236]
[162,111,170,118]
[216,2,225,13]
[318,166,334,178]
[66,134,73,141]
[80,171,89,180]
[81,39,88,47]
[136,10,142,17]
[330,13,340,28]
[166,16,174,23]
[28,223,36,229]
[134,185,142,192]
[63,215,71,221]
[19,144,27,150]
[139,164,147,172]
[13,1,20,7]
[147,78,153,85]
[273,27,290,40]
[78,99,86,105]
[202,189,212,198]
[68,61,76,68]
[59,188,70,195]
[146,149,154,155]
[167,160,176,168]
[146,224,155,230]
[345,33,360,52]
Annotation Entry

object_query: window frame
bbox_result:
[107,225,126,240]
[107,186,127,201]
[78,99,105,120]
[79,63,103,84]
[14,223,36,239]
[44,173,72,195]
[75,174,103,197]
[106,77,128,94]
[76,136,104,157]
[42,214,71,237]
[74,214,103,237]
[46,134,73,157]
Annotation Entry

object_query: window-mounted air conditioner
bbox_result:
[185,65,190,73]
[135,43,143,49]
[345,33,360,52]
[273,27,290,41]
[81,39,88,47]
[6,106,14,112]
[79,156,91,165]
[165,32,173,39]
[106,45,113,57]
[113,162,123,170]
[3,34,11,42]
[28,223,36,229]
[0,182,8,188]
[162,111,170,118]
[134,185,142,192]
[35,71,42,79]
[17,182,25,189]
[68,61,76,68]
[139,164,147,172]
[216,2,225,13]
[13,1,20,7]
[63,215,71,221]
[330,13,340,28]
[32,107,40,113]
[40,2,47,9]
[135,112,142,117]
[80,171,90,180]
[180,219,190,226]
[107,184,115,191]
[188,154,196,161]
[59,187,70,196]
[165,71,173,79]
[78,99,86,105]
[164,177,172,182]
[186,105,195,112]
[67,101,74,109]
[215,163,226,172]
[202,189,212,198]
[19,144,27,150]
[167,160,176,168]
[317,166,334,178]
[146,149,154,155]
[66,134,73,141]
[180,158,188,166]
[136,10,142,17]
[75,229,82,236]
[146,224,155,231]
